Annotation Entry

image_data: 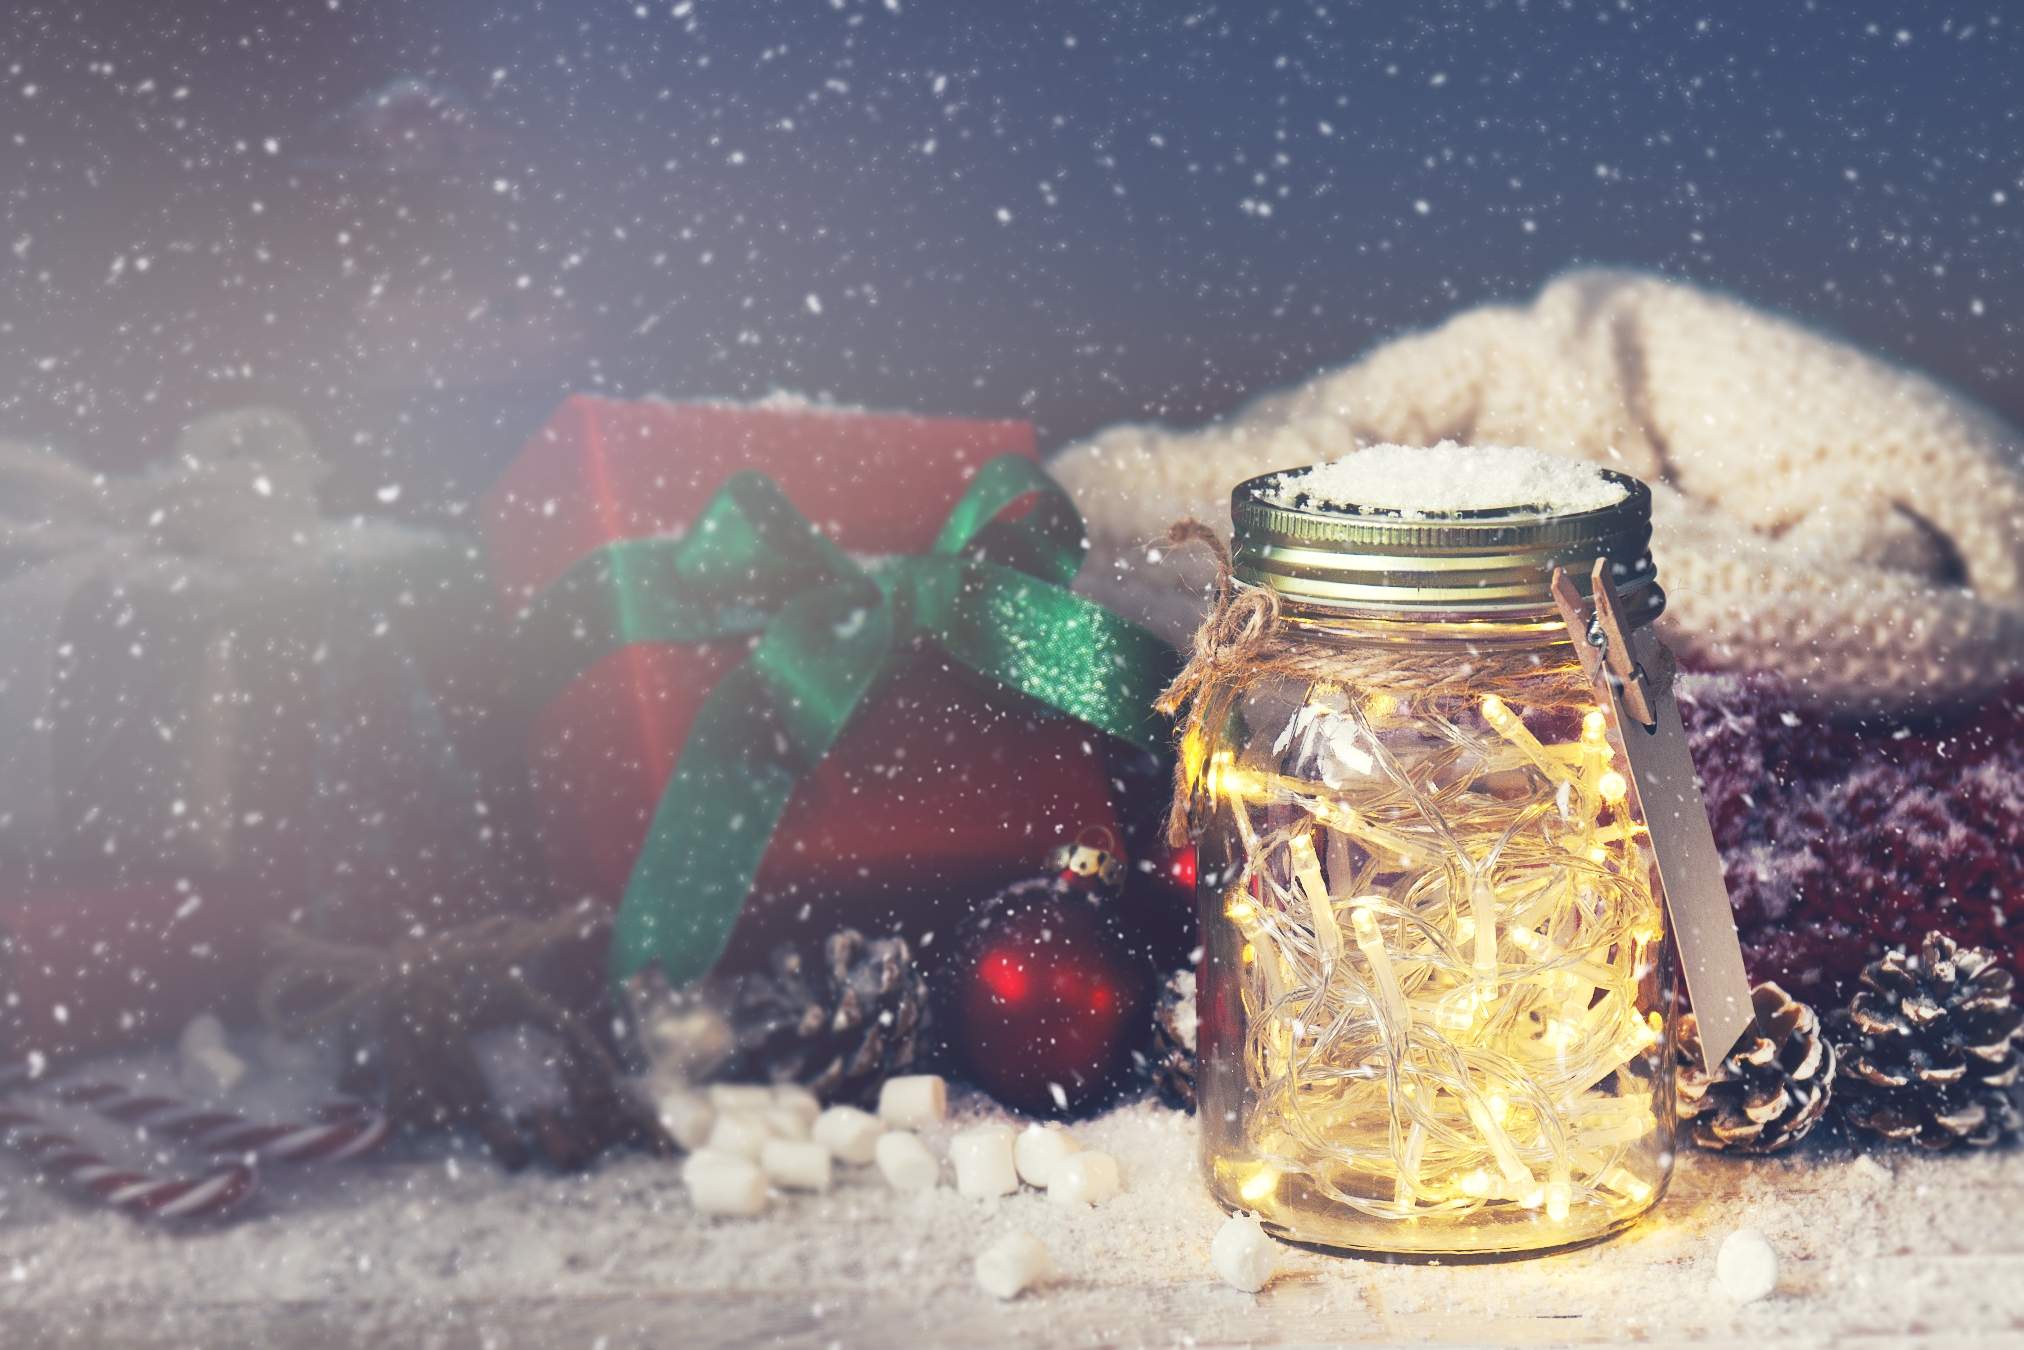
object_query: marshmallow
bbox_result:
[178,1013,228,1056]
[1211,1213,1282,1292]
[1048,1150,1121,1206]
[950,1125,1020,1199]
[707,1083,777,1112]
[177,1013,247,1098]
[761,1106,813,1141]
[877,1074,948,1128]
[654,1087,716,1152]
[682,1148,769,1217]
[974,1231,1053,1301]
[771,1085,823,1124]
[812,1106,883,1165]
[760,1139,833,1193]
[704,1112,772,1161]
[1715,1228,1779,1304]
[875,1130,942,1192]
[179,1040,248,1099]
[1013,1122,1081,1189]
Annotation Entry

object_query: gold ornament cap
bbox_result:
[1230,455,1663,620]
[1047,826,1126,893]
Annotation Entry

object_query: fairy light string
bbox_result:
[1206,661,1669,1234]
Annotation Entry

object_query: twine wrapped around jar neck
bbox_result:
[1154,519,1593,849]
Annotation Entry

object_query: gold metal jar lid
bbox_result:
[1230,464,1663,619]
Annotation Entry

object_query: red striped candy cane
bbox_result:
[53,1082,391,1165]
[0,1100,256,1221]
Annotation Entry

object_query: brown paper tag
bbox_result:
[1552,563,1756,1064]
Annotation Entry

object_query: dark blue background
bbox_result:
[4,1,2018,507]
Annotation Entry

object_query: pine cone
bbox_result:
[716,929,929,1105]
[1831,933,2022,1150]
[1136,969,1198,1112]
[1675,982,1834,1153]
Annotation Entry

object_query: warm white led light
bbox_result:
[1208,670,1668,1242]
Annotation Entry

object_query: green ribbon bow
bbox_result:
[516,455,1178,989]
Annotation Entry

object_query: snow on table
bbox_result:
[1,1093,2018,1348]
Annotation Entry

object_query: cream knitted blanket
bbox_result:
[1054,270,2024,710]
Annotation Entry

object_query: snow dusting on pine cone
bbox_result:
[1678,671,2024,1002]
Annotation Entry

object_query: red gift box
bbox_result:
[479,396,1124,969]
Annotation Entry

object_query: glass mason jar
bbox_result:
[1192,465,1678,1257]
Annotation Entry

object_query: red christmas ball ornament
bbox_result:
[944,828,1156,1117]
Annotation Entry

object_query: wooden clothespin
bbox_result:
[1550,559,1657,730]
[1550,559,1758,1064]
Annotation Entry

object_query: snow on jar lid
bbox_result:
[1231,441,1662,619]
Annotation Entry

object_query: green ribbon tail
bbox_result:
[930,453,1088,587]
[891,555,1177,756]
[609,577,894,987]
[906,454,1176,748]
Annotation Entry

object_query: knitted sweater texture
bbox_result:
[1054,270,2024,709]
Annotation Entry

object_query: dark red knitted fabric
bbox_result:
[1678,673,2023,1003]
